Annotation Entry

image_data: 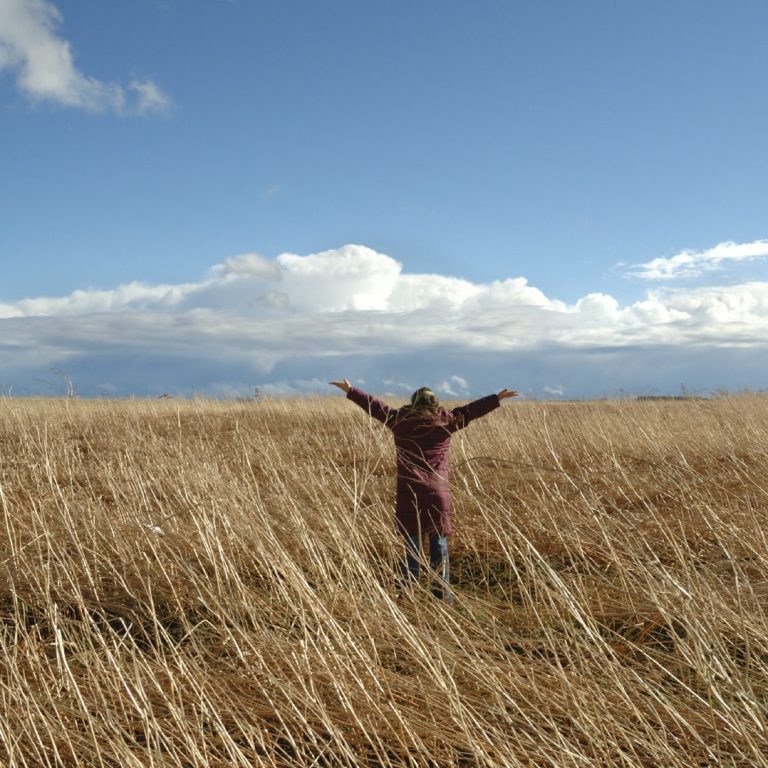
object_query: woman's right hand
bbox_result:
[330,379,352,393]
[498,389,519,400]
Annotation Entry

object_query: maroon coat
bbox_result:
[347,387,500,536]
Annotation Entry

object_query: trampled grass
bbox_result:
[1,394,767,767]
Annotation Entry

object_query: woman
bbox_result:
[330,379,518,602]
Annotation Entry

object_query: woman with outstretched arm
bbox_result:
[330,379,518,603]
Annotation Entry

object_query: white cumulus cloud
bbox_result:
[4,243,768,397]
[0,0,170,114]
[6,244,768,350]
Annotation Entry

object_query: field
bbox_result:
[1,393,767,767]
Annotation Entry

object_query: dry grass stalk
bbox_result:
[1,394,767,766]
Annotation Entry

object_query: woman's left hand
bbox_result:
[330,379,352,393]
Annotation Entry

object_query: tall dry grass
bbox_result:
[0,393,767,767]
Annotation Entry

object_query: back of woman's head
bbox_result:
[409,386,439,414]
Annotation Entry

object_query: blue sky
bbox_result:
[1,0,768,398]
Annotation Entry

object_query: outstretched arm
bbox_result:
[451,388,519,430]
[330,379,395,425]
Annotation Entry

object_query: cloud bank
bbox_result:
[0,0,170,114]
[3,243,768,398]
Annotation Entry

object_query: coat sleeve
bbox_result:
[346,387,396,426]
[450,394,500,431]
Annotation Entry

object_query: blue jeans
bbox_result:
[400,533,454,603]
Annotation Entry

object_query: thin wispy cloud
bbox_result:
[3,244,768,397]
[626,240,768,281]
[0,0,171,114]
[129,79,172,115]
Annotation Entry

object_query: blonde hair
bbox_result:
[409,387,439,414]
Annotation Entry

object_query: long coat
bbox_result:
[347,387,500,536]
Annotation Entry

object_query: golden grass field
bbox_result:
[1,393,767,767]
